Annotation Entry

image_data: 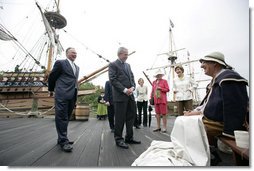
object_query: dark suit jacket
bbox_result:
[108,59,135,102]
[104,81,113,104]
[48,59,79,100]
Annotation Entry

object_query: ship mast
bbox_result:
[46,44,54,75]
[157,19,185,101]
[37,0,66,77]
[57,0,60,12]
[168,23,177,101]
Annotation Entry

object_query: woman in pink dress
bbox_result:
[151,69,170,133]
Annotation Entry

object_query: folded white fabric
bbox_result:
[131,140,192,166]
[132,115,210,166]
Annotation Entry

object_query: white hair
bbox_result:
[117,47,128,56]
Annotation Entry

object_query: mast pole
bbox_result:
[168,20,176,102]
[46,43,54,74]
[57,0,60,12]
[43,0,65,76]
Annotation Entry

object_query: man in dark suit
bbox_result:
[108,47,141,149]
[104,80,115,132]
[48,47,79,152]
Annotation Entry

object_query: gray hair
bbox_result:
[66,47,74,54]
[117,47,128,56]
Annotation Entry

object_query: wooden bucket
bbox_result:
[75,104,90,121]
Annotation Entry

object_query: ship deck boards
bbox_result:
[0,115,234,167]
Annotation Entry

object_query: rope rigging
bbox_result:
[0,23,46,70]
[62,29,111,63]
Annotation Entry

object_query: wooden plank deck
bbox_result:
[0,114,234,167]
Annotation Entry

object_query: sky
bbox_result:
[0,0,251,101]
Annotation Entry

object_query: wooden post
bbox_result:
[29,97,39,117]
[142,71,152,86]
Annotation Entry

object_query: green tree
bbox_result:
[78,82,102,110]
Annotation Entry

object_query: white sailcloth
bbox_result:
[132,115,210,166]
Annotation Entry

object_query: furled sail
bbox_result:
[36,2,55,46]
[0,27,15,41]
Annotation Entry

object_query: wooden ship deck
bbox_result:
[0,113,234,167]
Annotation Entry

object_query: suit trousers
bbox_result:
[55,91,77,145]
[114,97,136,142]
[107,104,115,130]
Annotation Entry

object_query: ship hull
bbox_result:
[0,72,54,116]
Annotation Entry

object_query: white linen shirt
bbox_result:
[173,76,197,101]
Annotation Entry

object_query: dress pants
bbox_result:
[55,92,76,145]
[114,98,136,142]
[137,100,148,126]
[107,104,115,130]
[177,99,193,115]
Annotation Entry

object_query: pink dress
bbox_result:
[151,79,169,115]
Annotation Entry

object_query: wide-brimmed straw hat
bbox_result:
[154,69,165,77]
[199,52,230,68]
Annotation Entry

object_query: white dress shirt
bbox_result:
[67,58,76,75]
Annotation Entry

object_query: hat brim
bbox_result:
[199,56,227,67]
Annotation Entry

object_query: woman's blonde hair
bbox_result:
[138,78,144,84]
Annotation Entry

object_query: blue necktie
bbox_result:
[123,62,129,76]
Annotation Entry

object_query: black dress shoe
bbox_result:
[125,139,141,144]
[116,141,129,149]
[57,141,74,145]
[61,144,73,152]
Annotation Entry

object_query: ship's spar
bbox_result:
[77,51,136,85]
